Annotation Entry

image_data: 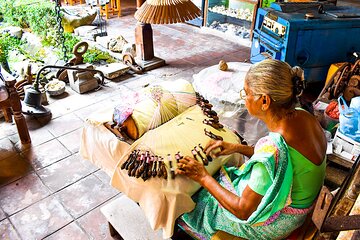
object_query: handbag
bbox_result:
[338,96,360,142]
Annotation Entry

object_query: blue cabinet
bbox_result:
[250,3,360,82]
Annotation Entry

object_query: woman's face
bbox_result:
[243,81,262,117]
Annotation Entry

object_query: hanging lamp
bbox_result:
[134,0,201,24]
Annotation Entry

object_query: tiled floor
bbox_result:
[0,2,250,240]
[3,0,360,239]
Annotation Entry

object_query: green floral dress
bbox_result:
[180,133,318,240]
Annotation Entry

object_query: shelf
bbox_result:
[207,11,252,29]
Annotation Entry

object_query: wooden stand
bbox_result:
[0,79,31,144]
[135,22,165,71]
[134,8,165,69]
[135,22,154,61]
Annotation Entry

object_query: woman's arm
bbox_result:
[177,157,263,220]
[204,140,254,158]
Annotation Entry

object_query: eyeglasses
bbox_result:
[239,89,247,100]
[239,88,261,100]
[240,89,276,102]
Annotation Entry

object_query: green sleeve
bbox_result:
[248,163,272,196]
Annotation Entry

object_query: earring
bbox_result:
[261,106,265,111]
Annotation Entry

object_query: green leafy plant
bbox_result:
[0,33,22,63]
[60,33,116,63]
[0,0,57,40]
[1,0,116,64]
[84,48,117,64]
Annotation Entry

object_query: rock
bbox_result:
[122,43,136,57]
[95,62,130,79]
[21,32,43,58]
[62,7,97,33]
[1,26,23,39]
[96,35,112,49]
[108,35,128,53]
[74,25,99,40]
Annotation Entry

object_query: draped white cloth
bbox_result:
[80,105,241,238]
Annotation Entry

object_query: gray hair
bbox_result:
[245,59,304,109]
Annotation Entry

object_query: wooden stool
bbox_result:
[66,0,85,5]
[99,0,121,19]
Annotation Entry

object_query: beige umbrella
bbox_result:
[134,0,201,24]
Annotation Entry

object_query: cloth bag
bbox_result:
[338,96,360,142]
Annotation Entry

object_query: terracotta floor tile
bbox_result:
[148,60,196,79]
[0,219,21,240]
[43,222,88,240]
[108,86,136,103]
[10,126,55,152]
[73,101,107,122]
[56,174,119,218]
[122,73,162,91]
[57,128,83,154]
[79,86,118,104]
[0,207,6,221]
[10,196,73,240]
[94,169,112,185]
[45,113,84,138]
[77,203,118,240]
[0,121,17,139]
[0,138,17,161]
[0,154,32,188]
[46,101,71,119]
[58,93,95,113]
[0,172,50,216]
[182,54,213,66]
[38,154,97,193]
[22,139,71,170]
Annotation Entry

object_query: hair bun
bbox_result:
[291,66,305,97]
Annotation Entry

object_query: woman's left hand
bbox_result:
[176,156,209,183]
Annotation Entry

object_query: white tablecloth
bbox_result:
[193,62,268,146]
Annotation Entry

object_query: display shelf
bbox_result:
[205,0,259,40]
[207,11,252,30]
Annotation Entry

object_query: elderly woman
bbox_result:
[177,59,327,239]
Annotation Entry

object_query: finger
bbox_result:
[205,141,221,156]
[179,157,191,164]
[177,162,186,170]
[183,156,196,162]
[204,140,215,151]
[176,168,186,175]
[217,149,227,156]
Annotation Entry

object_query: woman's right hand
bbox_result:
[204,140,239,157]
